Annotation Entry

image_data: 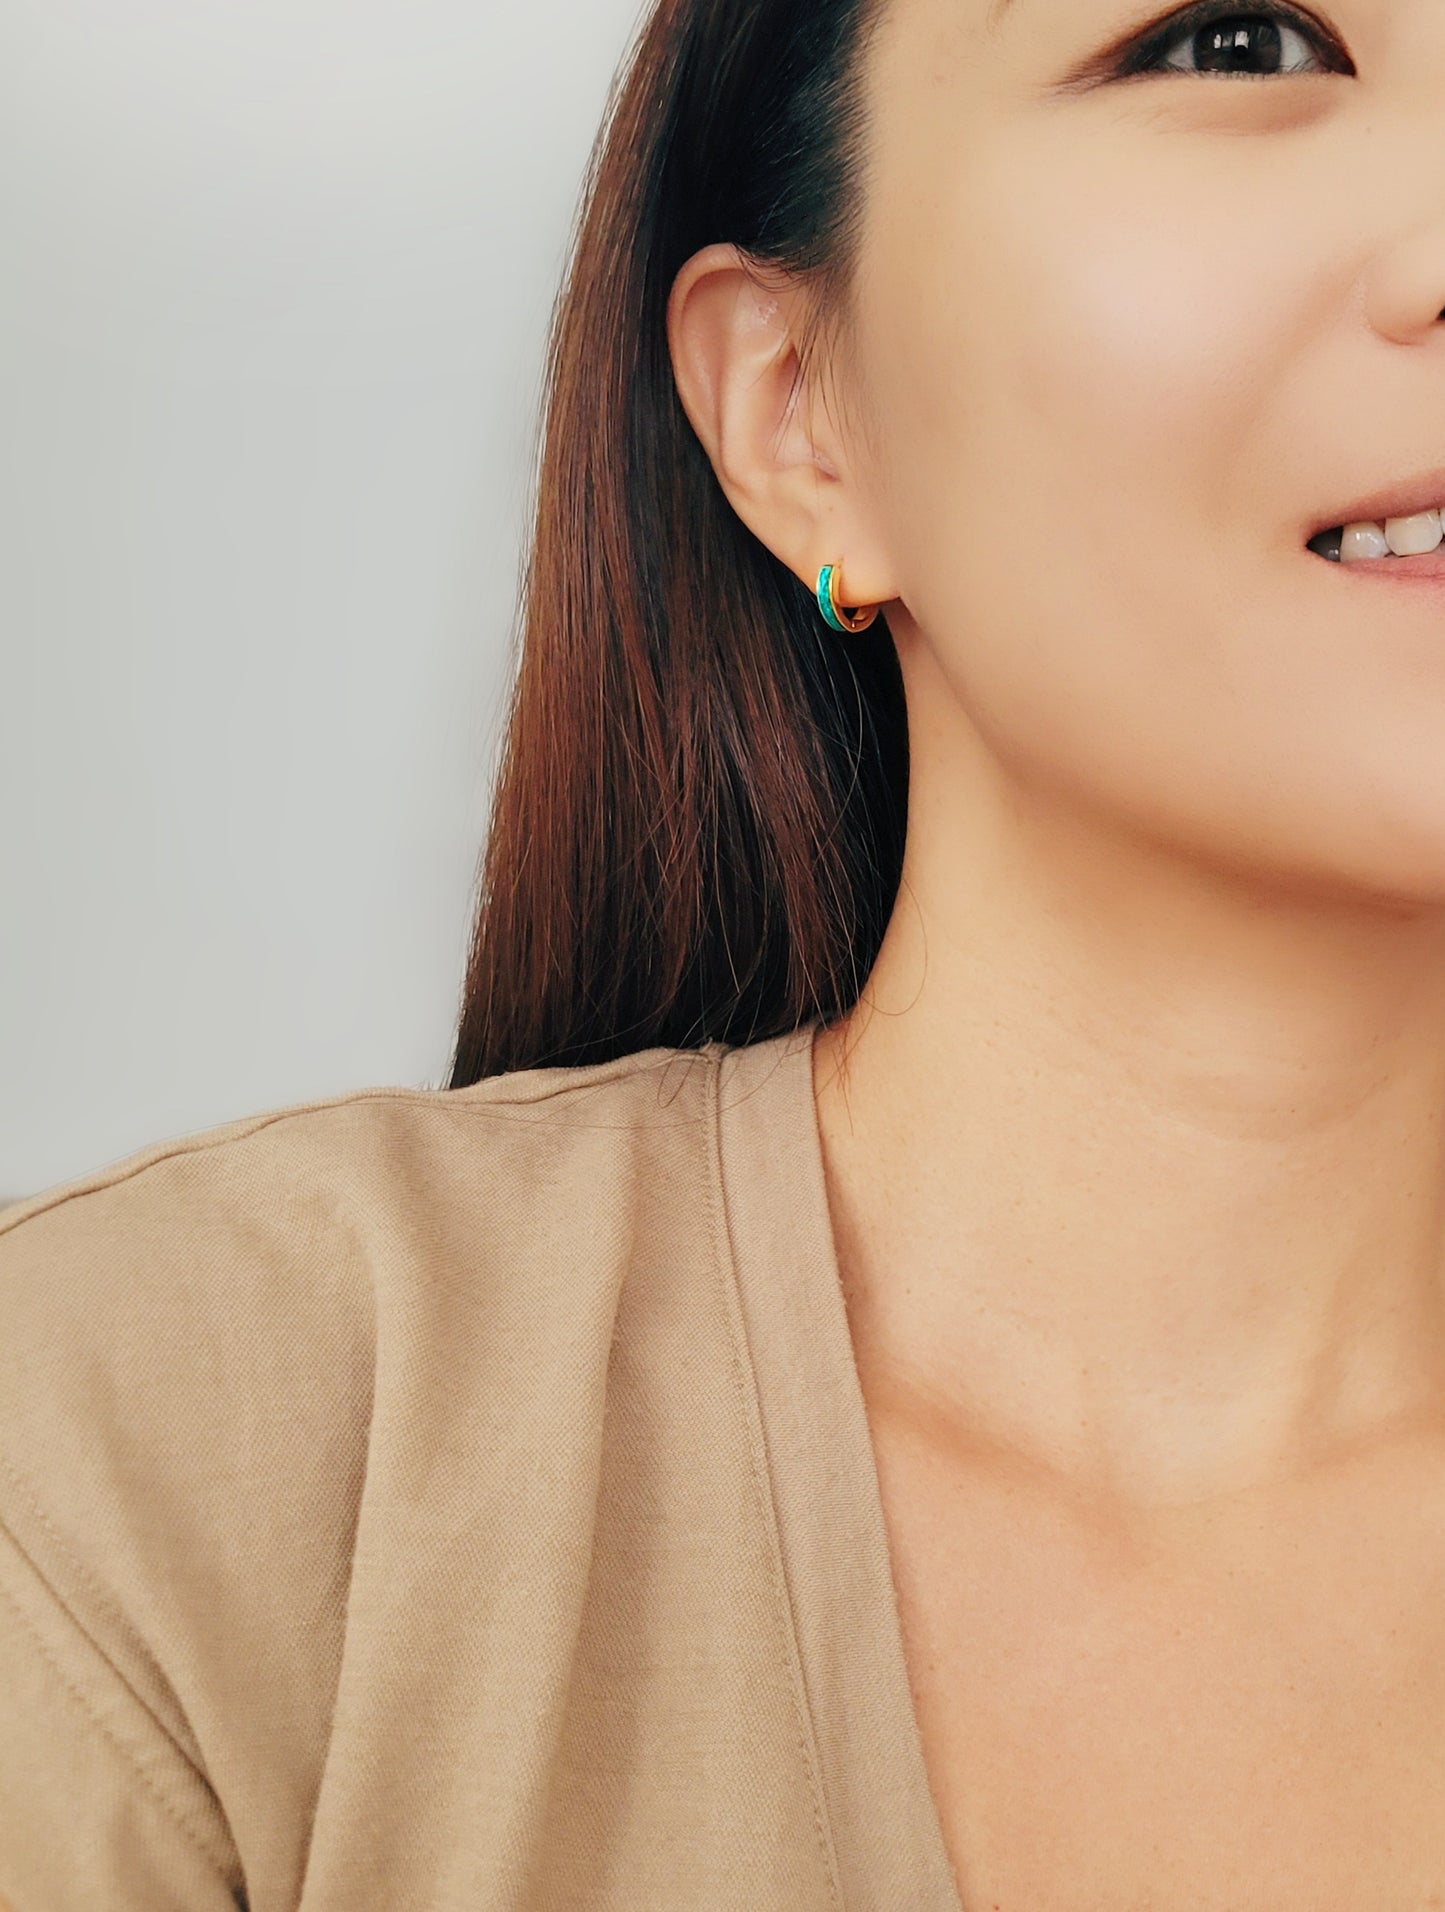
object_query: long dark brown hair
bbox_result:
[445,0,908,1088]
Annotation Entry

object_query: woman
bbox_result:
[3,0,1443,1904]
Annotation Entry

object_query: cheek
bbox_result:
[869,116,1312,553]
[853,118,1394,872]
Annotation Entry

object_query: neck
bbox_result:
[813,769,1445,1519]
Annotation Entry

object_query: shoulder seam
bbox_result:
[0,1046,720,1241]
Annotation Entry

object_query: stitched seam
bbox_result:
[0,1453,144,1669]
[0,1052,719,1240]
[0,1490,206,1770]
[0,1566,232,1879]
[702,1046,845,1911]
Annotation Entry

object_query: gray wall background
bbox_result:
[1,0,648,1201]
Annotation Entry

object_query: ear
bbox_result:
[665,242,895,614]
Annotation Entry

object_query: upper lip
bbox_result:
[1307,464,1445,540]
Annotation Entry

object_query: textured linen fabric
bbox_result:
[0,1024,966,1911]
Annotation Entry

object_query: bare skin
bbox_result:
[669,0,1445,1900]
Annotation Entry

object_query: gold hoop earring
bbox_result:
[815,561,879,634]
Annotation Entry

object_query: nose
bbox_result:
[1362,205,1445,347]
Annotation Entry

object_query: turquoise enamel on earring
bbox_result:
[816,562,879,634]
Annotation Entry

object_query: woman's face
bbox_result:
[850,0,1445,901]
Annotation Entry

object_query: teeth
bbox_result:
[1341,522,1390,561]
[1386,509,1444,555]
[1338,509,1444,562]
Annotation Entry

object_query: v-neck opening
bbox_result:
[713,1023,966,1912]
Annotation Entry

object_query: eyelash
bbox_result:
[1117,0,1353,80]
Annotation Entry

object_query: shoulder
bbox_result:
[0,1039,728,1420]
[1,1040,724,1256]
[0,1043,726,1744]
[0,1040,725,1325]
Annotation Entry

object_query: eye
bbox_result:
[1118,1,1353,79]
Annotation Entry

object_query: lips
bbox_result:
[1304,463,1445,543]
[1315,544,1445,577]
